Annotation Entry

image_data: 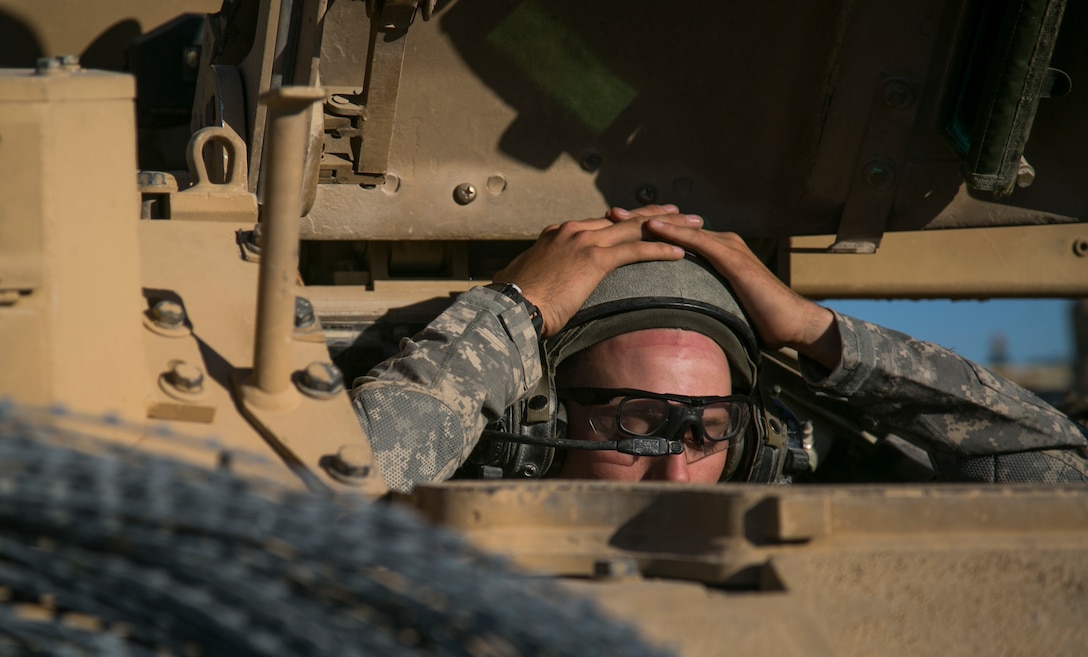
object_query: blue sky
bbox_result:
[822,299,1077,366]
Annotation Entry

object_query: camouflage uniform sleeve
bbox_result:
[797,312,1088,482]
[351,287,543,493]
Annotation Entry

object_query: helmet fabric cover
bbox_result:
[544,256,759,390]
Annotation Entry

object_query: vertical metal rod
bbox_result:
[252,86,325,397]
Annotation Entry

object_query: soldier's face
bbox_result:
[558,329,732,483]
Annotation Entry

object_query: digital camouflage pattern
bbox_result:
[801,313,1088,482]
[353,287,542,493]
[355,295,1088,491]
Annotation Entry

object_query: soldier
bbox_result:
[353,206,1088,492]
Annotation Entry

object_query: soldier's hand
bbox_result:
[493,212,700,338]
[606,204,680,220]
[640,220,843,369]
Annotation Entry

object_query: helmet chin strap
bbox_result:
[480,430,684,457]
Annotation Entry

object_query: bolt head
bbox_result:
[182,47,200,69]
[518,463,539,478]
[453,183,477,205]
[1016,162,1036,189]
[593,558,639,579]
[635,184,657,205]
[580,151,602,172]
[168,362,205,393]
[150,299,186,329]
[294,296,316,329]
[862,160,896,191]
[321,446,371,481]
[35,57,60,75]
[299,362,345,396]
[249,222,263,249]
[881,79,915,109]
[138,171,168,188]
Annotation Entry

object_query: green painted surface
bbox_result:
[487,0,637,134]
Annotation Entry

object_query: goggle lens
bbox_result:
[561,388,753,464]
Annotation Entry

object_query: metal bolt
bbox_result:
[35,57,60,75]
[453,183,477,205]
[182,47,200,70]
[150,299,186,329]
[881,79,915,109]
[59,55,80,70]
[298,361,345,397]
[862,160,896,191]
[1017,156,1036,189]
[518,463,539,478]
[294,296,315,329]
[1073,239,1088,258]
[801,420,815,450]
[167,362,205,393]
[594,558,639,579]
[331,94,351,105]
[580,151,602,172]
[321,444,371,480]
[636,184,657,205]
[138,171,168,188]
[249,222,263,249]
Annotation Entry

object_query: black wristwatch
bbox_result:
[484,282,544,339]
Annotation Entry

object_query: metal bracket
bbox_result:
[172,126,260,222]
[830,73,922,253]
[190,64,248,184]
[319,0,428,184]
[788,223,1088,298]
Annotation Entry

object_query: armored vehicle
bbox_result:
[1,0,1086,654]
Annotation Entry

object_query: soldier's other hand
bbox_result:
[494,214,699,338]
[642,221,842,370]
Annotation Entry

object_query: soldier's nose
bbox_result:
[642,452,691,483]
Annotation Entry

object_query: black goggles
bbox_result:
[557,387,753,461]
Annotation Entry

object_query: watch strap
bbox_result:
[484,282,544,338]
